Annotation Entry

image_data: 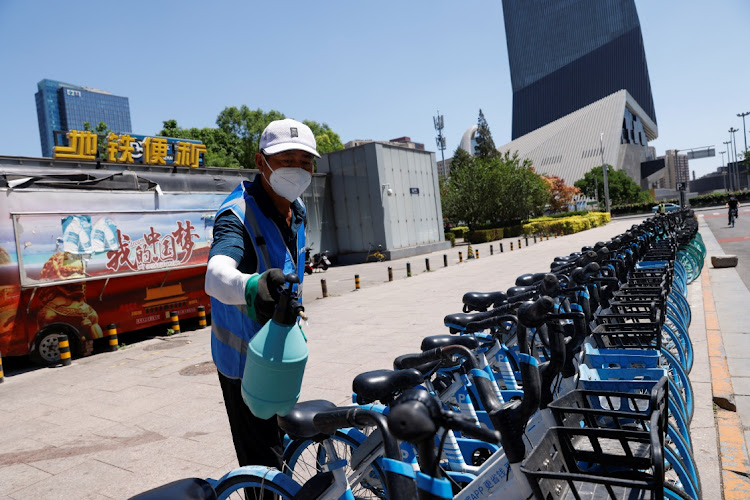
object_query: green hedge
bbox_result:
[610,201,668,215]
[522,212,610,236]
[544,210,589,219]
[444,232,456,247]
[450,226,470,239]
[689,190,750,207]
[467,227,504,244]
[503,224,524,238]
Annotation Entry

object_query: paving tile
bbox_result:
[0,463,52,496]
[8,459,133,500]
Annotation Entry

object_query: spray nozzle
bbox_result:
[272,273,305,325]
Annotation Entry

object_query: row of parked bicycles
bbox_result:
[134,210,706,500]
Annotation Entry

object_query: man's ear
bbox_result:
[255,152,266,170]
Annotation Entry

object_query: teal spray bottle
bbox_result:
[241,273,308,419]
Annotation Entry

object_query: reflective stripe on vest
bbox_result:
[210,182,306,379]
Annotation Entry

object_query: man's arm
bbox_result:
[206,212,256,305]
[205,255,249,305]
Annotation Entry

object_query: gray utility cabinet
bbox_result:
[316,142,450,264]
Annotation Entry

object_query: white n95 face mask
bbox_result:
[263,156,312,201]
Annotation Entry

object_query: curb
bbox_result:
[702,268,750,498]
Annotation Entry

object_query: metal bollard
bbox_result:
[510,242,514,251]
[407,262,412,277]
[459,251,463,263]
[425,258,430,272]
[198,306,207,327]
[475,249,479,259]
[443,254,448,267]
[355,274,360,290]
[388,266,393,281]
[0,350,4,383]
[58,334,71,366]
[518,239,521,250]
[525,237,529,247]
[321,279,328,297]
[500,243,504,253]
[170,312,181,334]
[534,234,537,243]
[106,323,118,352]
[490,245,493,255]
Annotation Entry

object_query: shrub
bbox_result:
[503,224,524,238]
[689,190,749,207]
[522,212,609,236]
[444,232,456,247]
[546,210,589,219]
[467,227,504,243]
[450,226,470,239]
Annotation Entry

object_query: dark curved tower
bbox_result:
[502,0,656,140]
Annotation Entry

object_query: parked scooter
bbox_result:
[312,249,331,271]
[303,245,331,274]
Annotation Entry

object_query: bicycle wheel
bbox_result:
[213,466,300,500]
[283,430,386,499]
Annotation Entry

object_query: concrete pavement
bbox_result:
[695,213,750,498]
[0,215,739,499]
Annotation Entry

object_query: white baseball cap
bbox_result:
[260,119,320,158]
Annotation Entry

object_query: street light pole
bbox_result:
[724,140,734,191]
[739,112,750,154]
[730,127,740,190]
[600,132,610,213]
[741,112,750,190]
[720,150,727,191]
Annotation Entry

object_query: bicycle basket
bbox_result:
[521,418,664,500]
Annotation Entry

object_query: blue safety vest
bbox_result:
[210,181,306,379]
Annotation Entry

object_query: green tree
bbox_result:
[441,150,548,226]
[449,145,473,173]
[157,120,241,168]
[494,152,549,221]
[474,109,499,159]
[160,110,345,169]
[216,106,286,168]
[82,121,110,156]
[303,120,345,156]
[574,165,653,206]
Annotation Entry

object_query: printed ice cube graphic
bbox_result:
[92,217,119,252]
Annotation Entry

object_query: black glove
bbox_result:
[245,268,286,324]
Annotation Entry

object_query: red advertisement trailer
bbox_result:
[0,158,249,364]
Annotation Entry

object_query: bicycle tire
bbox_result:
[213,466,299,500]
[283,430,386,499]
[664,482,695,500]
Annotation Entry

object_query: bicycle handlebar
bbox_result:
[517,296,555,328]
[388,389,502,446]
[312,407,416,499]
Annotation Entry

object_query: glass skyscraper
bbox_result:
[502,0,656,140]
[35,79,132,157]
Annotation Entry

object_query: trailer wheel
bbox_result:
[30,327,80,366]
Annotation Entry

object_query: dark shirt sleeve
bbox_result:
[209,211,258,275]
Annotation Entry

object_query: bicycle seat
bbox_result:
[515,272,547,286]
[277,400,337,441]
[128,478,216,500]
[444,311,492,329]
[506,285,536,297]
[352,369,423,405]
[552,255,578,262]
[420,335,479,351]
[462,291,507,311]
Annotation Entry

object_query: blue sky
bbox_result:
[0,0,748,179]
